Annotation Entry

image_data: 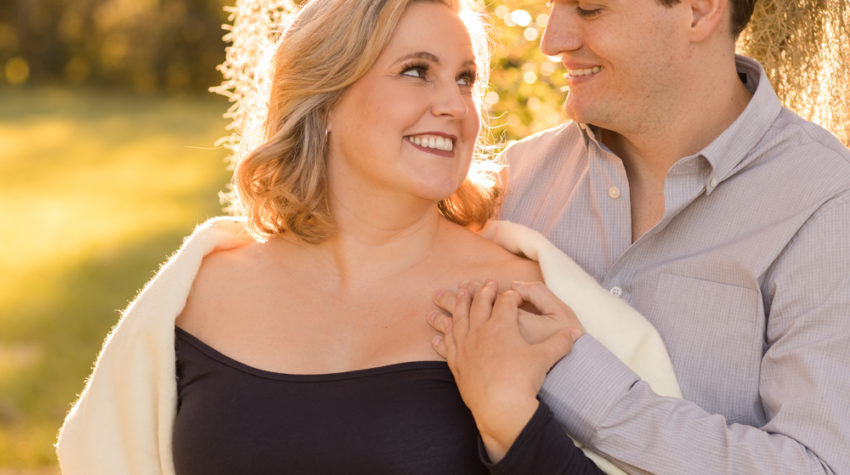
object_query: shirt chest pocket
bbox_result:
[648,273,764,424]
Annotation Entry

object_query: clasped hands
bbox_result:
[426,280,585,462]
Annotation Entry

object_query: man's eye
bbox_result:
[576,6,601,17]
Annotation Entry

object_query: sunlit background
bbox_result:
[0,0,847,471]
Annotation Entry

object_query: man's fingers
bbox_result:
[537,329,578,369]
[517,309,554,344]
[512,281,585,338]
[511,281,570,316]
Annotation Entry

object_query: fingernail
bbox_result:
[510,281,522,289]
[432,335,442,346]
[427,310,439,322]
[433,289,444,300]
[570,330,582,343]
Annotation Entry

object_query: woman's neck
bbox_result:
[310,196,450,291]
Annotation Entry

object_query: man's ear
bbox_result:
[687,0,729,42]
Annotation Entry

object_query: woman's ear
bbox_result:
[687,0,729,42]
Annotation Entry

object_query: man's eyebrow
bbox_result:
[394,51,476,68]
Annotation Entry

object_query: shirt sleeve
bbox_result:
[540,195,850,474]
[482,402,605,475]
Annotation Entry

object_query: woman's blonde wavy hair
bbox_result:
[218,0,496,243]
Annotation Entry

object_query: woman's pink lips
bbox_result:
[404,135,456,158]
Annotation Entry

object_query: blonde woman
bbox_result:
[55,0,621,473]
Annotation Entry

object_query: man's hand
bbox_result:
[426,280,581,463]
[432,280,586,345]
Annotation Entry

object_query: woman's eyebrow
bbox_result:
[394,51,475,68]
[395,51,440,64]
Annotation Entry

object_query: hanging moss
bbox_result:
[738,0,850,145]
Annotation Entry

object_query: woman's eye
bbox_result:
[401,65,428,79]
[457,72,476,87]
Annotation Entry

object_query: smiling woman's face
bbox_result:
[326,1,480,205]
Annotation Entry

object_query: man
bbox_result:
[430,0,850,472]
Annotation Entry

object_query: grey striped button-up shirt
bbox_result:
[501,56,850,474]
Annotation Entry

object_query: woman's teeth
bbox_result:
[408,134,453,152]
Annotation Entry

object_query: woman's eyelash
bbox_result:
[400,62,429,78]
[400,62,476,87]
[457,70,477,86]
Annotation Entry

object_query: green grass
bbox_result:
[0,87,232,469]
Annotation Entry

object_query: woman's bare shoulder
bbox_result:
[175,240,273,336]
[483,242,543,287]
[446,224,543,286]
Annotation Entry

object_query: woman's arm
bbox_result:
[428,279,579,462]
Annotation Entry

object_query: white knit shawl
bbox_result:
[56,217,680,474]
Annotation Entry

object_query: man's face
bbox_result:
[541,0,691,134]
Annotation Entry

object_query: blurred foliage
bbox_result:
[482,1,568,142]
[0,0,228,93]
[3,1,846,143]
[0,88,231,468]
[0,0,566,141]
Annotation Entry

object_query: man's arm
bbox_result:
[541,194,850,474]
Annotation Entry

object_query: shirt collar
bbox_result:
[697,56,784,193]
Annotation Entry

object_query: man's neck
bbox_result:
[602,57,753,183]
[598,55,754,241]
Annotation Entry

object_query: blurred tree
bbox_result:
[0,0,229,92]
[0,0,846,143]
[482,0,567,142]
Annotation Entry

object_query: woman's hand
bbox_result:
[427,280,580,463]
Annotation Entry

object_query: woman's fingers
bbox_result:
[491,289,525,325]
[451,285,474,344]
[427,310,451,334]
[432,281,484,315]
[431,334,449,358]
[469,280,499,327]
[432,288,457,314]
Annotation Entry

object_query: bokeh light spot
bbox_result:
[510,9,532,27]
[5,57,30,85]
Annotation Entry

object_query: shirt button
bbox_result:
[608,186,621,199]
[610,286,623,297]
[709,177,718,188]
